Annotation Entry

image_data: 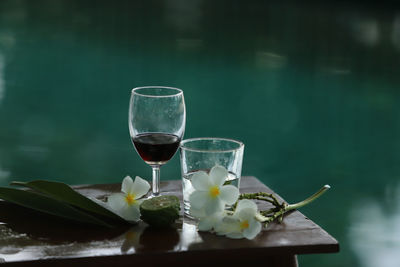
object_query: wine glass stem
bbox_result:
[151,165,160,196]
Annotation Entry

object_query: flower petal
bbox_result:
[121,176,134,194]
[236,199,258,213]
[191,171,211,191]
[107,193,127,212]
[131,176,150,198]
[243,219,262,240]
[209,165,228,186]
[190,207,206,218]
[205,198,224,215]
[189,191,208,209]
[219,185,239,205]
[237,207,257,220]
[198,217,215,231]
[120,205,141,221]
[135,199,144,206]
[216,217,240,235]
[199,212,224,231]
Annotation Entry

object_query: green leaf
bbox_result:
[10,180,125,223]
[0,187,112,227]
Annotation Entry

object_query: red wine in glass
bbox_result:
[132,133,180,165]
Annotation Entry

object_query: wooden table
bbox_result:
[0,177,339,266]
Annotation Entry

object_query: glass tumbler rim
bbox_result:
[180,137,244,153]
[131,86,183,98]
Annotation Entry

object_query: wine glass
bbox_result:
[129,86,186,197]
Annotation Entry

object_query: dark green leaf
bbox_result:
[0,187,112,227]
[10,180,125,223]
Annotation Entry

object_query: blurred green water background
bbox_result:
[1,0,400,266]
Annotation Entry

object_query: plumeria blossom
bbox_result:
[107,176,150,222]
[216,199,262,240]
[189,165,239,216]
[190,206,227,232]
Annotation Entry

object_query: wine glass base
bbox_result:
[149,192,160,198]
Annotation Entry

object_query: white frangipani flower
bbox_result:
[107,176,150,222]
[189,165,239,216]
[190,206,226,232]
[216,199,262,240]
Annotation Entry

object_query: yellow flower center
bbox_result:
[209,186,220,198]
[125,193,136,205]
[240,220,249,230]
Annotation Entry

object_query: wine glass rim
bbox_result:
[180,137,244,153]
[131,86,183,97]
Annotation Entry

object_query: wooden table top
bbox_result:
[0,177,339,266]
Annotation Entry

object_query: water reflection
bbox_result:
[351,17,380,47]
[0,164,10,180]
[165,0,203,33]
[119,225,145,253]
[255,51,287,70]
[176,38,203,51]
[0,54,5,105]
[175,218,203,251]
[349,183,400,267]
[392,14,400,50]
[315,56,352,75]
[138,226,180,252]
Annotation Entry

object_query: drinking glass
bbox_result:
[180,137,244,216]
[129,86,186,196]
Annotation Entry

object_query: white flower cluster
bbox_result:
[189,165,262,240]
[106,168,262,239]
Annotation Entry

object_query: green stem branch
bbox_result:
[252,185,331,226]
[286,185,331,211]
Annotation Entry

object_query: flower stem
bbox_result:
[286,185,331,211]
[255,185,331,226]
[235,192,283,208]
